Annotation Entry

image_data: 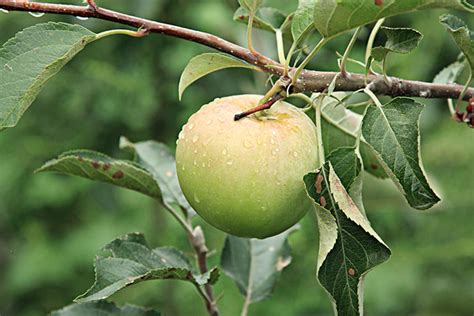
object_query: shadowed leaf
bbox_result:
[362,98,440,210]
[50,301,161,316]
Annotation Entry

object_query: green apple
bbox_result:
[176,95,318,238]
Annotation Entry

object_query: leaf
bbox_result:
[233,6,289,33]
[327,147,366,215]
[371,27,423,62]
[238,0,263,12]
[291,0,316,43]
[313,0,473,38]
[362,98,440,210]
[76,233,219,302]
[440,14,474,73]
[0,22,96,130]
[221,227,296,304]
[433,58,466,84]
[178,53,260,100]
[50,301,161,316]
[320,94,388,178]
[304,162,391,316]
[36,150,161,199]
[119,137,194,216]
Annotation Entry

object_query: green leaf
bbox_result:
[291,0,315,43]
[433,57,466,84]
[0,22,96,130]
[327,147,366,215]
[221,227,296,304]
[362,98,440,210]
[233,6,289,33]
[313,0,473,38]
[36,150,161,199]
[178,53,260,100]
[119,137,194,215]
[320,94,388,178]
[304,162,391,316]
[440,14,474,74]
[371,27,423,62]
[238,0,263,12]
[51,301,161,316]
[76,233,219,302]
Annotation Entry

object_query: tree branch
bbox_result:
[0,0,472,101]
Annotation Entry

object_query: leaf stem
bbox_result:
[95,28,148,40]
[365,18,385,71]
[247,1,257,55]
[276,29,286,65]
[455,72,472,111]
[339,27,361,75]
[314,95,326,166]
[292,37,329,85]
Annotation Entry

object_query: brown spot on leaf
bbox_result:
[348,267,356,276]
[112,171,124,179]
[315,174,324,194]
[77,156,83,161]
[276,256,291,271]
[91,161,100,169]
[319,196,326,207]
[370,164,378,170]
[374,0,383,6]
[103,163,111,171]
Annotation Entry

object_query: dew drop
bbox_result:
[193,193,201,203]
[260,206,267,211]
[0,8,9,13]
[193,149,198,154]
[76,16,89,20]
[175,139,179,145]
[205,119,212,125]
[272,130,277,136]
[201,162,206,168]
[226,159,234,165]
[222,149,227,155]
[29,12,45,17]
[178,130,185,140]
[293,151,298,157]
[270,138,276,145]
[192,135,199,143]
[275,148,280,152]
[188,123,194,130]
[276,181,281,186]
[202,152,207,158]
[218,117,225,123]
[271,149,277,156]
[193,160,198,166]
[181,166,186,171]
[243,140,252,148]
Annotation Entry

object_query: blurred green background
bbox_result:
[0,1,473,315]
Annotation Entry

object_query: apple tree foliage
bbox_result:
[0,0,473,315]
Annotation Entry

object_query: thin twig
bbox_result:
[0,1,472,100]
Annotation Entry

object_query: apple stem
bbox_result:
[234,93,284,121]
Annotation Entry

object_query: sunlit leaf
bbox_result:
[313,0,473,38]
[433,57,466,84]
[362,98,440,210]
[76,233,219,302]
[304,162,390,315]
[0,22,96,130]
[51,301,161,316]
[291,0,315,43]
[178,53,260,100]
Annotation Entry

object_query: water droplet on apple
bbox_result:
[243,140,252,148]
[193,193,201,203]
[226,159,233,165]
[205,119,212,125]
[270,138,276,145]
[188,123,194,130]
[222,149,227,155]
[193,160,198,166]
[178,131,185,140]
[193,149,198,154]
[202,162,206,168]
[29,12,45,17]
[271,149,277,156]
[293,151,298,157]
[192,135,199,143]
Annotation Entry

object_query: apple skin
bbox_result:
[176,95,318,238]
